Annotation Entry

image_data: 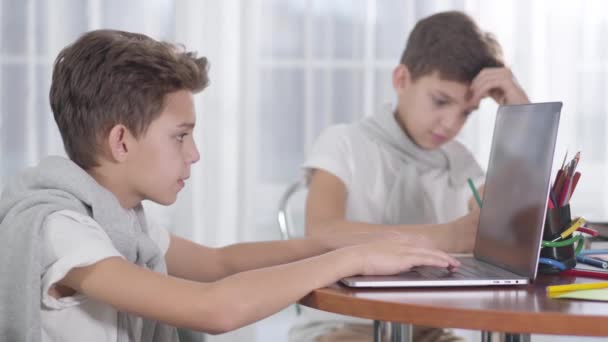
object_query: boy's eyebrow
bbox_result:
[434,90,458,103]
[436,89,479,112]
[435,90,478,112]
[176,122,195,129]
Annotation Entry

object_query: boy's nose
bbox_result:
[188,142,201,164]
[440,111,462,133]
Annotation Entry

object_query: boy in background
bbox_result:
[0,29,460,342]
[295,11,530,341]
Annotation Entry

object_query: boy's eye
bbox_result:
[432,97,448,107]
[176,133,188,142]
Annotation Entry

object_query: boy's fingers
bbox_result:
[471,70,528,106]
[470,78,498,103]
[472,67,512,86]
[471,68,503,88]
[403,246,461,267]
[471,77,512,105]
[401,255,459,270]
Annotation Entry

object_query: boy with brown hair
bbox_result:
[295,11,530,341]
[0,30,459,342]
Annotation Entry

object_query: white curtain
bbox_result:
[1,1,608,341]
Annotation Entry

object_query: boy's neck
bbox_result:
[393,109,422,149]
[86,165,141,209]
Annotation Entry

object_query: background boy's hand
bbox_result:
[448,209,481,253]
[349,239,460,276]
[469,67,529,106]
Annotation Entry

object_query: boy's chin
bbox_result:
[413,138,443,150]
[149,194,178,206]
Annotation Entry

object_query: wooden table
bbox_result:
[300,275,608,341]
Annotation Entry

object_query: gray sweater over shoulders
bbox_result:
[0,156,177,342]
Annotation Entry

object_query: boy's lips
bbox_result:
[178,177,188,187]
[431,132,448,143]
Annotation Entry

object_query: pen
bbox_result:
[576,226,599,237]
[547,281,608,296]
[551,217,586,241]
[579,249,608,256]
[576,255,608,269]
[566,172,581,203]
[553,169,565,196]
[560,269,608,280]
[549,190,558,209]
[558,176,572,207]
[467,178,482,209]
[560,150,568,171]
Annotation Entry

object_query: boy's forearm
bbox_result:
[64,254,357,335]
[308,219,468,253]
[216,238,333,276]
[205,248,357,332]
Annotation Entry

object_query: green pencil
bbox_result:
[467,178,482,208]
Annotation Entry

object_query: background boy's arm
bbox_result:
[306,169,479,253]
[166,230,399,282]
[60,239,458,334]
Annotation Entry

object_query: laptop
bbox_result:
[341,102,562,288]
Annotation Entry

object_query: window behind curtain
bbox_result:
[0,0,174,187]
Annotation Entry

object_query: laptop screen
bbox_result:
[474,102,562,279]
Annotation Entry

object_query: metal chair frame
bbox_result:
[277,180,307,240]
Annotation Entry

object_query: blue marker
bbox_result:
[576,255,608,269]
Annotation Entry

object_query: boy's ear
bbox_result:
[392,64,411,94]
[107,124,133,162]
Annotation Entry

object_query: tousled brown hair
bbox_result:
[400,11,504,83]
[50,29,209,169]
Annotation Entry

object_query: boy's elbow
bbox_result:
[191,293,248,334]
[215,306,247,334]
[203,319,234,335]
[191,307,239,335]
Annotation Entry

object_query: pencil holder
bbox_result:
[538,204,577,274]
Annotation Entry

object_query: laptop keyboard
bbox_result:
[412,257,516,280]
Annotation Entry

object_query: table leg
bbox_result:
[373,321,412,342]
[374,320,381,342]
[481,331,531,342]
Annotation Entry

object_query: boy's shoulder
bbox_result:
[46,209,99,227]
[317,120,377,147]
[42,209,112,249]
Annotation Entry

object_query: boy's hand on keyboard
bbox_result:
[350,239,461,276]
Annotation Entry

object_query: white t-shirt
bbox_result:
[40,209,171,342]
[302,124,483,225]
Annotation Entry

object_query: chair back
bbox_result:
[277,179,308,316]
[277,180,308,240]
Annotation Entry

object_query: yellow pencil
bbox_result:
[547,282,608,296]
[552,217,586,242]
